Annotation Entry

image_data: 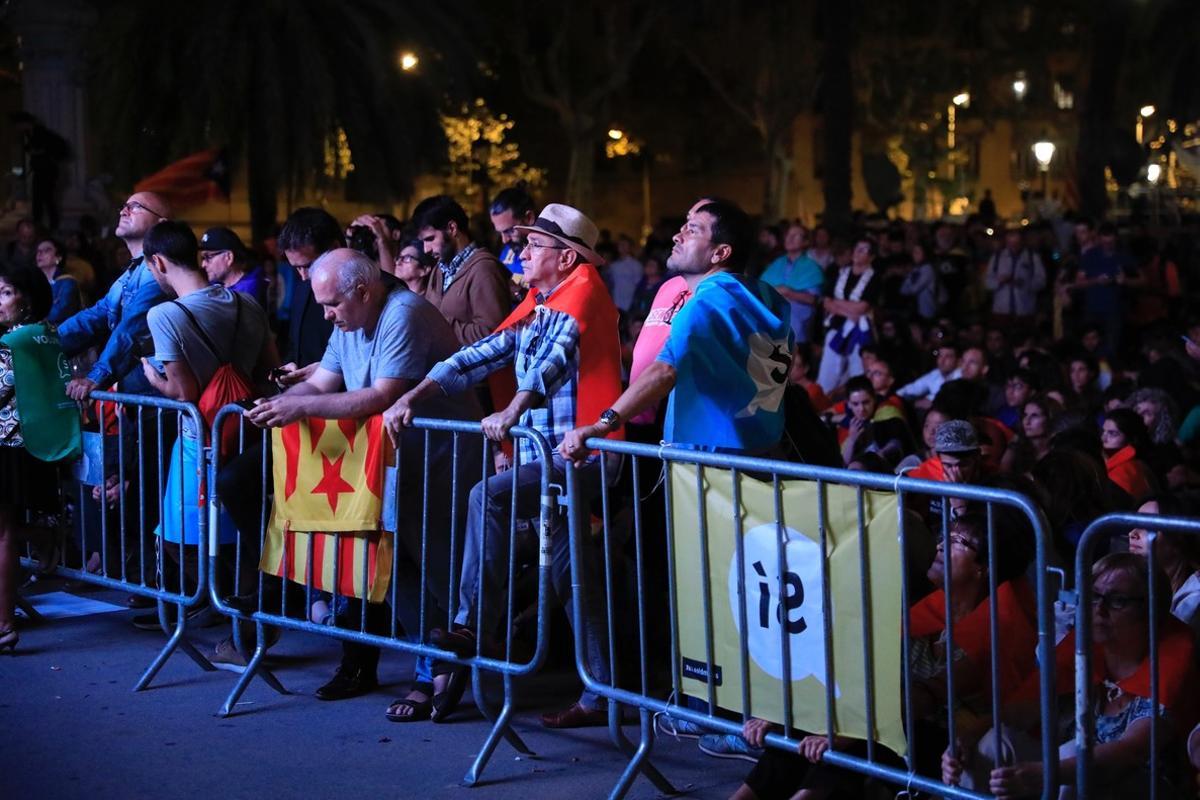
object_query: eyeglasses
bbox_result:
[199,251,230,263]
[120,199,166,217]
[522,241,568,252]
[396,254,422,265]
[1090,591,1145,612]
[935,533,979,552]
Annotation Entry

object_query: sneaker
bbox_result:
[697,733,765,762]
[655,712,708,740]
[210,637,249,673]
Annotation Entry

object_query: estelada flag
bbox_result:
[259,415,394,603]
[134,147,230,210]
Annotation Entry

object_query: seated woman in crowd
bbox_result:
[0,267,81,652]
[728,512,1036,800]
[1101,408,1159,502]
[1128,495,1200,635]
[836,375,914,467]
[1067,353,1103,420]
[1001,393,1062,475]
[943,553,1199,799]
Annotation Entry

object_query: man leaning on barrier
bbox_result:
[243,248,480,705]
[559,198,793,759]
[385,202,623,729]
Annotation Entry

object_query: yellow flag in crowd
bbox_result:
[259,416,394,603]
[671,464,905,755]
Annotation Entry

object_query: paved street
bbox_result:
[1,579,746,800]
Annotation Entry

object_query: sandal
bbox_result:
[385,682,433,723]
[0,628,17,653]
[431,664,468,723]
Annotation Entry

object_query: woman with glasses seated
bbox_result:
[943,552,1199,799]
[0,267,81,652]
[1128,496,1200,636]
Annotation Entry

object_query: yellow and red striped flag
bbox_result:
[259,416,394,603]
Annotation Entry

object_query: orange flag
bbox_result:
[259,416,394,603]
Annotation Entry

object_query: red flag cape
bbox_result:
[1016,615,1199,736]
[134,148,229,210]
[909,575,1039,698]
[494,262,624,440]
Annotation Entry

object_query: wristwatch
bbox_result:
[597,408,620,429]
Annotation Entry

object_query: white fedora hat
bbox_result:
[514,203,606,265]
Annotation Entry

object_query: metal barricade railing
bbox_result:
[206,405,559,786]
[1073,512,1200,800]
[565,439,1060,800]
[20,390,214,689]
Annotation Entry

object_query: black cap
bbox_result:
[198,227,248,259]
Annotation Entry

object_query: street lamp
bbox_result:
[1147,163,1162,184]
[1032,139,1055,195]
[1012,74,1027,101]
[399,51,419,72]
[1136,104,1155,144]
[952,91,970,108]
[607,128,624,141]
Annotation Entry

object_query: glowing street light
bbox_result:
[952,91,970,108]
[607,128,624,141]
[1012,78,1027,101]
[1032,139,1055,195]
[1147,163,1162,184]
[399,52,419,71]
[1032,140,1056,170]
[1139,104,1156,118]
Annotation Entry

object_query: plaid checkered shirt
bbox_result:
[426,290,580,465]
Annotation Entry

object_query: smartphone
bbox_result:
[234,397,258,410]
[268,367,289,382]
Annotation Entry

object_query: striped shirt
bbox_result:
[427,290,580,464]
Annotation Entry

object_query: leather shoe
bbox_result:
[315,665,378,701]
[541,702,607,729]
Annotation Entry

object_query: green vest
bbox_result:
[0,322,81,462]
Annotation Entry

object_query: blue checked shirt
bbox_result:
[427,290,580,465]
[438,242,480,291]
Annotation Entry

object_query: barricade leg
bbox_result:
[605,705,679,799]
[15,594,44,623]
[218,619,290,717]
[134,610,216,691]
[463,671,534,786]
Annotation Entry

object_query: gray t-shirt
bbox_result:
[320,286,478,420]
[147,286,268,387]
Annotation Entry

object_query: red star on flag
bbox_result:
[311,453,355,513]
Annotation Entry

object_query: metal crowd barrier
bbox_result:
[19,390,215,689]
[565,439,1060,800]
[206,405,559,786]
[1073,512,1200,800]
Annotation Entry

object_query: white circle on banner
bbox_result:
[728,523,829,686]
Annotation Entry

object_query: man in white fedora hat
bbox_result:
[383,202,623,728]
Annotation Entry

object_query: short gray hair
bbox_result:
[311,248,380,296]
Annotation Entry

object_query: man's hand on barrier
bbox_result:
[989,761,1042,799]
[246,394,307,428]
[941,743,969,786]
[481,407,520,442]
[559,424,602,467]
[742,717,774,748]
[66,377,97,401]
[382,397,415,446]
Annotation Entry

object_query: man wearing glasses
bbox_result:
[198,227,267,308]
[58,191,172,400]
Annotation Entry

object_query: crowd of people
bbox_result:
[2,181,1200,798]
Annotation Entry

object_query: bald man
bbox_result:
[243,248,480,704]
[59,190,174,400]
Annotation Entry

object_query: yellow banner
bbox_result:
[671,464,905,755]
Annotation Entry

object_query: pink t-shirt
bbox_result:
[628,276,691,425]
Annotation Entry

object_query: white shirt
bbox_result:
[897,367,962,402]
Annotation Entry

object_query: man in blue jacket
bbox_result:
[59,191,173,399]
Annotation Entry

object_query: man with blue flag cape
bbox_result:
[560,197,793,458]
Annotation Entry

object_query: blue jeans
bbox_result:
[454,455,611,709]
